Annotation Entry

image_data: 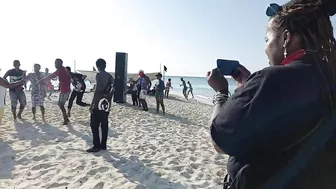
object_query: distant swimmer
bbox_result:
[180,77,188,100]
[187,81,194,98]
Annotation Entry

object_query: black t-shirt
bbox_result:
[71,73,86,91]
[210,54,335,186]
[5,69,25,92]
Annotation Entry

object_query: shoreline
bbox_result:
[167,89,214,106]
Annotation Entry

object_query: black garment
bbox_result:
[211,54,336,188]
[4,69,25,92]
[131,91,138,106]
[70,73,86,92]
[68,91,90,109]
[90,110,109,149]
[93,71,113,110]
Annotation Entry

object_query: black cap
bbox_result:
[155,73,162,77]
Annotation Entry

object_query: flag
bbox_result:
[93,67,96,71]
[164,65,167,72]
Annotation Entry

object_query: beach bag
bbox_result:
[223,108,336,189]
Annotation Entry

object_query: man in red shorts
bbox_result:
[38,58,71,125]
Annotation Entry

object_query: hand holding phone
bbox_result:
[232,65,251,86]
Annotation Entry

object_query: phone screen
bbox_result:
[217,59,240,75]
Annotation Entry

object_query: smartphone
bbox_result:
[217,59,240,75]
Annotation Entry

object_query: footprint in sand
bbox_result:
[93,181,105,189]
[32,154,48,162]
[87,167,109,175]
[189,163,200,170]
[31,163,53,170]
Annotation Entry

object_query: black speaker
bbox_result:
[114,52,128,103]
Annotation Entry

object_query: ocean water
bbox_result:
[164,76,237,100]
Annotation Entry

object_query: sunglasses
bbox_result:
[266,3,282,17]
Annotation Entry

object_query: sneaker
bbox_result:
[86,147,101,153]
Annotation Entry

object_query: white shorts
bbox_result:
[139,90,147,100]
[0,86,5,108]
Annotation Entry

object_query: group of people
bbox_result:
[180,78,194,100]
[0,58,114,153]
[130,71,165,114]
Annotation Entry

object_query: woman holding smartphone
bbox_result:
[208,0,336,188]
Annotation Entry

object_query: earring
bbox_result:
[283,46,287,58]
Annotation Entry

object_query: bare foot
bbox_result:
[42,116,46,123]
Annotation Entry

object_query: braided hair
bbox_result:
[271,0,336,108]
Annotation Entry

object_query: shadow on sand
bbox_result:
[98,152,186,189]
[14,121,69,147]
[64,124,186,188]
[117,102,198,126]
[0,139,16,179]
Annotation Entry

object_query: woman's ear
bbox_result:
[282,30,291,48]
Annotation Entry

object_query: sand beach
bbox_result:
[0,92,227,189]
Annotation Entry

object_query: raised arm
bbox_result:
[38,70,58,84]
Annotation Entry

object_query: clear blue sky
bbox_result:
[0,0,335,76]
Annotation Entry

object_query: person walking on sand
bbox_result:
[180,77,188,100]
[37,58,71,125]
[44,68,53,100]
[0,76,26,124]
[87,58,114,153]
[165,78,173,98]
[187,81,194,98]
[3,60,27,120]
[65,66,90,117]
[26,64,46,122]
[155,73,165,114]
[138,70,151,111]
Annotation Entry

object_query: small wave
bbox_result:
[195,95,212,100]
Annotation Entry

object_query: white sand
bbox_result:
[0,92,228,189]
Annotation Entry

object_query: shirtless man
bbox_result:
[38,59,71,125]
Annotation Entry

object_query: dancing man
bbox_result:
[38,59,71,125]
[138,70,151,111]
[65,66,90,117]
[44,68,53,100]
[87,58,114,153]
[0,76,26,124]
[26,64,46,122]
[3,60,27,120]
